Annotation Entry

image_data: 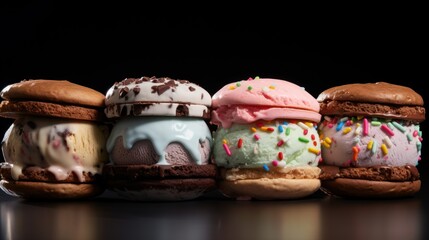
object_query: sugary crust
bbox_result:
[321,178,421,198]
[317,82,424,106]
[1,79,105,107]
[0,100,106,121]
[102,164,218,180]
[319,165,420,182]
[319,101,425,122]
[1,166,101,183]
[218,178,321,200]
[0,179,105,199]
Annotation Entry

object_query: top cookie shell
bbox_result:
[212,78,320,112]
[105,77,212,119]
[1,79,105,107]
[317,82,424,106]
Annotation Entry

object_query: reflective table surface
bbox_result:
[1,184,427,240]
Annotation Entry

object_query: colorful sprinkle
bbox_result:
[247,77,253,81]
[303,129,308,135]
[367,140,374,150]
[237,138,243,148]
[417,141,422,151]
[228,85,236,90]
[251,127,257,132]
[223,143,232,156]
[277,140,284,147]
[343,127,352,134]
[340,117,349,122]
[278,152,283,160]
[247,86,253,91]
[413,130,419,137]
[371,141,377,154]
[336,121,345,131]
[277,125,283,133]
[383,136,393,148]
[355,126,362,135]
[269,85,275,89]
[299,137,310,143]
[278,161,286,167]
[392,121,406,133]
[298,122,309,130]
[381,144,388,156]
[236,82,241,87]
[263,164,269,171]
[407,134,413,142]
[255,76,260,80]
[324,137,332,144]
[272,160,278,167]
[254,134,260,140]
[381,124,394,136]
[222,139,228,144]
[371,121,381,126]
[322,141,331,148]
[285,127,291,136]
[305,122,314,128]
[387,122,394,130]
[308,147,320,155]
[352,146,359,161]
[311,134,316,140]
[363,118,369,136]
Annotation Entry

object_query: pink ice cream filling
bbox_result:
[211,105,321,128]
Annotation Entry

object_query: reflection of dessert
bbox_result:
[211,77,322,200]
[102,76,216,201]
[317,82,424,198]
[0,80,110,199]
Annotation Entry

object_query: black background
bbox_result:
[0,2,427,179]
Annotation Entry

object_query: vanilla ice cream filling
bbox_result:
[1,117,109,181]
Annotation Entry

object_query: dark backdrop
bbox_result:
[0,3,427,180]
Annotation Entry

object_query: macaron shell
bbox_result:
[1,80,105,107]
[104,77,211,118]
[212,78,320,112]
[317,82,424,106]
[105,77,211,107]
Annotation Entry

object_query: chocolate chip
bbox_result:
[119,87,129,98]
[189,86,195,91]
[133,87,140,95]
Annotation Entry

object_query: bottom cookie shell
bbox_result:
[105,178,216,201]
[0,179,105,200]
[321,178,421,199]
[218,178,321,200]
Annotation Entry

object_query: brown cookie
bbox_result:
[105,178,217,201]
[1,166,102,183]
[319,165,420,181]
[317,82,425,121]
[102,164,218,180]
[0,79,106,121]
[321,178,421,199]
